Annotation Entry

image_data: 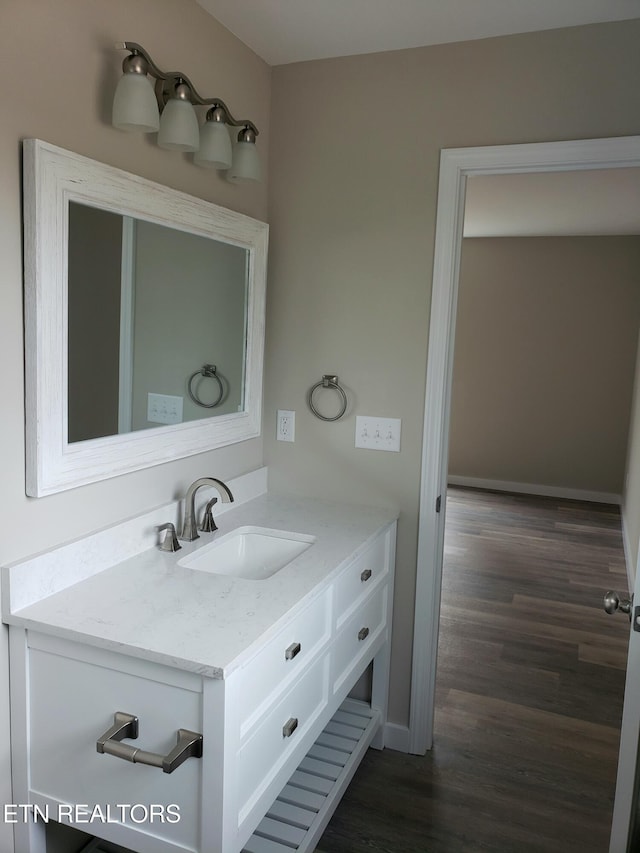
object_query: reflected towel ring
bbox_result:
[308,375,348,421]
[188,364,224,408]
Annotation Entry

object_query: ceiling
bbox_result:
[464,169,640,237]
[196,0,640,66]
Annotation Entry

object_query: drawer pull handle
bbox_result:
[283,717,299,738]
[285,642,301,660]
[96,712,203,774]
[361,569,372,582]
[358,627,370,641]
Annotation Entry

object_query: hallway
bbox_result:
[318,488,630,852]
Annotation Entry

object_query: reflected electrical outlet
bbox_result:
[147,392,183,425]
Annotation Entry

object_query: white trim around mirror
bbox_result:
[23,139,268,497]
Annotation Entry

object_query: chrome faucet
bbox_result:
[180,477,234,541]
[158,522,181,552]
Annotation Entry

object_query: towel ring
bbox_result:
[188,364,224,409]
[308,375,347,421]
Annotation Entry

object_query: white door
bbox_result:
[609,570,640,852]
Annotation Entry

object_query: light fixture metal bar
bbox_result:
[116,42,259,136]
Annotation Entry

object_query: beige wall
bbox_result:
[266,20,640,727]
[623,340,640,589]
[449,236,640,494]
[0,2,269,846]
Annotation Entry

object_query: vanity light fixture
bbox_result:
[157,79,201,152]
[112,42,260,181]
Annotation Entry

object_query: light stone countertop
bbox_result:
[4,494,396,679]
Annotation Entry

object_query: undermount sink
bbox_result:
[178,526,316,580]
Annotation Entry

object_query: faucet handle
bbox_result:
[201,498,218,533]
[158,522,181,552]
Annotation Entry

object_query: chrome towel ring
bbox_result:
[188,364,224,408]
[308,374,347,421]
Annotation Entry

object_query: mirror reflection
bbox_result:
[67,202,249,443]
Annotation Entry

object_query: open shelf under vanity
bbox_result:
[242,699,378,853]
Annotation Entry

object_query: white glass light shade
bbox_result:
[194,120,232,169]
[112,73,160,133]
[157,99,200,152]
[228,140,261,183]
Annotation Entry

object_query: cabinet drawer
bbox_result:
[333,581,388,694]
[238,589,331,737]
[28,645,202,852]
[333,533,388,628]
[237,651,330,827]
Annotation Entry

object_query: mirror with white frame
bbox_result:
[23,139,268,497]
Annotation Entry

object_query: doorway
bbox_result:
[408,135,640,755]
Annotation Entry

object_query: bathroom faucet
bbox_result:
[158,522,181,552]
[180,477,234,541]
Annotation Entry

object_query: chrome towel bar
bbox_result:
[188,363,224,408]
[308,374,347,421]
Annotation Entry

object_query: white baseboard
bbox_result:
[383,722,410,753]
[447,475,621,506]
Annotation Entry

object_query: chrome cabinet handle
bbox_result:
[96,712,203,774]
[285,642,301,660]
[282,717,299,738]
[358,627,370,641]
[361,569,372,582]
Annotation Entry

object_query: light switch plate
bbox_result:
[147,393,183,425]
[355,416,401,452]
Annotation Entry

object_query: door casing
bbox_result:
[409,135,640,756]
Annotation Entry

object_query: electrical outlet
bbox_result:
[147,393,183,425]
[355,416,401,452]
[277,410,295,442]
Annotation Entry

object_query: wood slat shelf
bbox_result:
[242,699,380,853]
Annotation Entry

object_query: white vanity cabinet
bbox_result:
[8,520,396,853]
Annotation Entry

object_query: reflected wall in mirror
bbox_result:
[24,140,268,496]
[67,203,248,443]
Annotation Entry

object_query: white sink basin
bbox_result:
[178,526,315,580]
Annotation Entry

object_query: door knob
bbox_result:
[603,590,632,616]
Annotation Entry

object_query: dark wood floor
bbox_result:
[318,488,630,852]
